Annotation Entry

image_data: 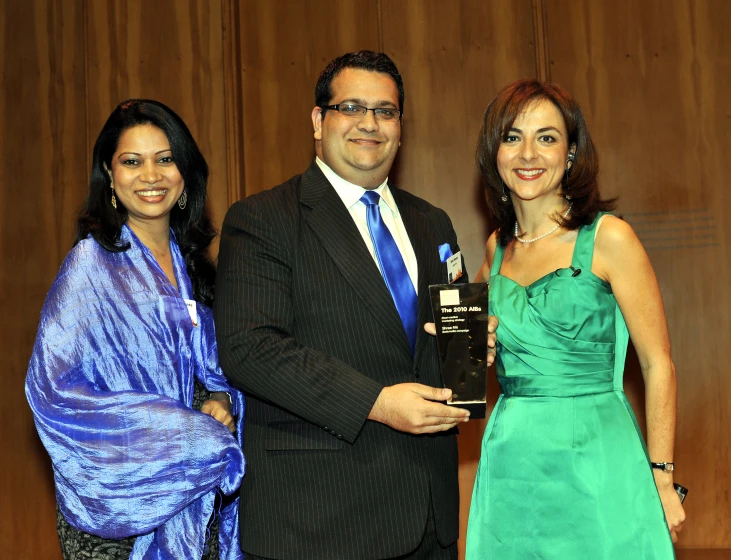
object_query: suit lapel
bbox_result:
[300,163,412,358]
[394,188,440,361]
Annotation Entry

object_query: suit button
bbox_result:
[414,367,420,379]
[337,435,343,440]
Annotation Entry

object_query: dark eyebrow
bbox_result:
[340,98,398,108]
[508,126,562,135]
[537,126,562,135]
[116,149,172,158]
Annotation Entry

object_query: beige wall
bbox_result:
[1,0,728,556]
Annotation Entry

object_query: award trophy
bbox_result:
[429,283,489,418]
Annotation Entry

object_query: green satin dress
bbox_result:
[466,214,674,559]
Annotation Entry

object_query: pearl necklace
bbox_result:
[514,203,573,244]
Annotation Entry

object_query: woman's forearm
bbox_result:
[643,357,677,487]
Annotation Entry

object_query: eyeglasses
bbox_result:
[321,103,402,121]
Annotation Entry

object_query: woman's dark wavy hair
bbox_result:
[75,99,217,305]
[477,79,616,247]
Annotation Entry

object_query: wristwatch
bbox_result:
[650,462,675,472]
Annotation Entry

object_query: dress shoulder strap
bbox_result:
[571,212,610,271]
[490,237,507,277]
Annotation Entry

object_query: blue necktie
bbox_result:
[360,191,418,354]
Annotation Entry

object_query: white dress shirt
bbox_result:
[315,157,418,292]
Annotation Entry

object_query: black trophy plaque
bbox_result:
[429,283,489,418]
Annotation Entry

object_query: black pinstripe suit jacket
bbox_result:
[214,162,464,559]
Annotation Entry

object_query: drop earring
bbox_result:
[563,152,575,200]
[106,167,117,209]
[178,189,187,210]
[501,183,509,203]
[110,180,117,209]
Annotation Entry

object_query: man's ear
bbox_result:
[312,106,323,141]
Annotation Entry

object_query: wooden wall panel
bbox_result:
[0,1,86,557]
[85,0,230,231]
[235,0,381,197]
[3,0,728,556]
[381,0,537,275]
[379,2,537,556]
[545,0,731,549]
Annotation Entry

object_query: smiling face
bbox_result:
[109,124,184,230]
[312,67,401,189]
[497,98,574,202]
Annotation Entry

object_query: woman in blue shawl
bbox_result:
[26,100,246,559]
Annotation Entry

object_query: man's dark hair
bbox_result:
[315,51,405,115]
[75,99,217,305]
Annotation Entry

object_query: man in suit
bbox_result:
[214,51,497,560]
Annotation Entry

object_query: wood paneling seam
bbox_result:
[83,0,90,189]
[532,0,550,81]
[222,0,244,203]
[377,0,383,53]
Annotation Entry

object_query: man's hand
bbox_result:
[424,315,499,366]
[367,383,470,434]
[201,393,236,433]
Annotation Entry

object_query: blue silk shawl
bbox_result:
[26,225,246,560]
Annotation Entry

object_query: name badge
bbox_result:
[184,299,198,327]
[446,251,463,284]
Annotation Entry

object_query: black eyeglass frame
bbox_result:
[320,103,403,121]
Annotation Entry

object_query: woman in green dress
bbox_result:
[465,79,685,559]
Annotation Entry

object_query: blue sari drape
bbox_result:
[26,225,246,559]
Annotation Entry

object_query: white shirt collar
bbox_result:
[315,157,398,215]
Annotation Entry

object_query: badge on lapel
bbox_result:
[438,243,463,284]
